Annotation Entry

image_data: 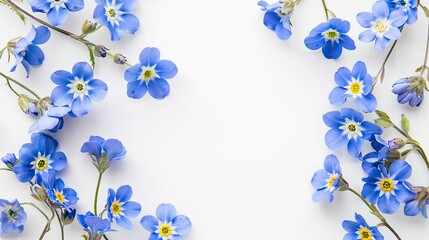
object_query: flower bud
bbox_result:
[39,97,52,111]
[388,138,405,150]
[412,186,429,208]
[392,76,427,107]
[81,20,99,35]
[62,208,76,225]
[30,184,48,202]
[113,53,127,65]
[94,45,107,58]
[18,94,39,117]
[1,153,17,169]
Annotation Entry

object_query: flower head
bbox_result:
[18,94,40,117]
[45,177,79,211]
[10,25,50,77]
[81,136,126,172]
[78,212,114,240]
[50,62,108,117]
[311,154,343,202]
[392,76,426,107]
[107,185,141,230]
[342,213,384,240]
[13,132,67,182]
[258,0,294,40]
[29,0,84,26]
[1,153,17,169]
[323,108,382,158]
[356,1,407,50]
[141,203,192,240]
[329,61,377,112]
[0,199,27,236]
[93,0,140,41]
[404,186,429,218]
[304,18,355,59]
[124,47,178,99]
[362,160,416,214]
[385,0,418,25]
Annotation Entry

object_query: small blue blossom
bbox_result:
[77,212,114,240]
[323,108,382,158]
[93,0,140,41]
[46,177,79,212]
[29,0,84,26]
[11,25,50,77]
[329,61,377,113]
[1,153,17,169]
[141,203,192,240]
[356,1,407,50]
[311,154,342,202]
[304,18,355,59]
[385,0,418,25]
[258,1,292,40]
[18,95,39,117]
[124,47,178,99]
[81,136,126,172]
[342,213,384,240]
[50,62,108,117]
[404,186,429,218]
[360,135,388,173]
[0,199,27,236]
[13,132,67,182]
[392,76,426,107]
[107,185,141,230]
[362,160,416,214]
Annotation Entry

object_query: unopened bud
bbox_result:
[81,20,99,35]
[30,184,48,202]
[18,94,39,117]
[94,45,107,58]
[388,138,405,150]
[1,153,17,169]
[62,209,76,225]
[113,53,127,65]
[39,97,52,111]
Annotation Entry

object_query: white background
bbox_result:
[1,0,429,239]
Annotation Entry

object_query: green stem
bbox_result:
[321,0,329,21]
[347,187,401,240]
[0,168,12,171]
[94,171,103,216]
[420,18,429,77]
[21,202,54,240]
[374,39,399,82]
[415,144,429,170]
[21,202,49,220]
[0,72,40,100]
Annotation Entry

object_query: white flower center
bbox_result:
[140,66,159,83]
[373,20,390,34]
[323,29,339,41]
[340,118,363,139]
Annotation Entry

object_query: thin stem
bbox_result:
[38,207,56,240]
[54,209,65,240]
[0,72,41,100]
[0,168,12,171]
[347,187,401,240]
[321,0,329,21]
[420,18,429,77]
[375,40,399,80]
[21,202,49,220]
[415,144,429,170]
[94,171,103,216]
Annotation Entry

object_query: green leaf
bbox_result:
[401,114,410,133]
[86,44,96,69]
[375,110,390,120]
[375,118,393,128]
[1,0,26,23]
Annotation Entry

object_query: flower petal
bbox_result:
[156,60,178,79]
[148,78,170,99]
[156,203,177,222]
[139,48,160,66]
[127,80,147,99]
[47,6,68,26]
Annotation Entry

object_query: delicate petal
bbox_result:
[356,12,376,28]
[72,62,93,81]
[118,14,140,34]
[127,80,147,99]
[64,0,84,12]
[140,215,159,232]
[329,87,348,106]
[71,95,92,117]
[33,26,51,44]
[156,60,178,79]
[156,203,177,223]
[139,48,160,66]
[47,6,68,26]
[87,79,108,101]
[148,78,170,99]
[263,11,280,30]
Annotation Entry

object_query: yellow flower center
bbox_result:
[142,69,154,81]
[108,8,116,18]
[375,21,388,33]
[73,80,87,94]
[159,224,172,237]
[111,201,121,215]
[328,175,338,188]
[35,157,48,171]
[55,192,65,203]
[350,82,361,95]
[324,29,339,40]
[359,227,372,239]
[380,179,394,192]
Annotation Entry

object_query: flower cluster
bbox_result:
[0,0,191,239]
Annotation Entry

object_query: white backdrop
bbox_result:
[1,0,429,239]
